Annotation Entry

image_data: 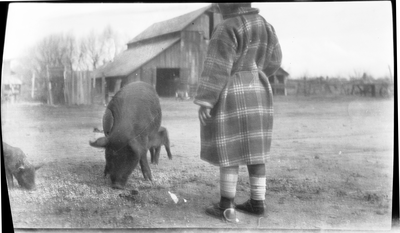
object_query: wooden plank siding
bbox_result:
[142,40,181,69]
[61,68,93,105]
[184,12,222,39]
[184,14,210,39]
[139,39,182,87]
[126,70,141,84]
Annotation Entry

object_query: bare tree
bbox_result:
[82,30,102,70]
[101,25,116,64]
[78,25,126,71]
[77,37,91,71]
[35,34,65,68]
[13,25,128,102]
[62,32,78,70]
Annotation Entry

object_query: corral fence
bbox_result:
[47,66,93,105]
[185,77,393,98]
[285,78,394,97]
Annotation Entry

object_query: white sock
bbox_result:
[220,166,239,199]
[250,176,266,201]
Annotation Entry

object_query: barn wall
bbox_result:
[185,14,210,39]
[126,70,141,84]
[142,41,181,69]
[138,40,181,87]
[184,12,223,39]
[140,67,155,87]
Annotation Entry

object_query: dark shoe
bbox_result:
[205,203,237,222]
[236,199,266,216]
[205,203,224,220]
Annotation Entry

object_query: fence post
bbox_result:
[46,65,54,105]
[63,66,69,105]
[80,72,83,104]
[283,76,287,96]
[90,72,93,104]
[31,72,35,99]
[78,72,81,104]
[102,75,106,105]
[86,71,91,105]
[81,72,84,105]
[90,72,94,105]
[72,71,76,104]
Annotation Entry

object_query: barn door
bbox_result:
[156,68,180,97]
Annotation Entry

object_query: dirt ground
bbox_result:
[1,94,394,231]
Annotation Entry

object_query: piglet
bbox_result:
[3,142,42,190]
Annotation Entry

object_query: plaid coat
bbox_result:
[194,7,282,167]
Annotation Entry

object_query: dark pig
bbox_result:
[89,81,162,189]
[148,126,172,165]
[2,142,42,190]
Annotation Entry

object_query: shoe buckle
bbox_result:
[223,208,239,223]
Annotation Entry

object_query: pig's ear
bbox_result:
[89,137,109,148]
[35,163,43,170]
[102,109,114,136]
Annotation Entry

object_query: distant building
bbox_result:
[94,5,223,102]
[267,67,290,95]
[1,60,22,103]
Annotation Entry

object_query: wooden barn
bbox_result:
[94,5,223,102]
[267,67,290,95]
[1,60,22,103]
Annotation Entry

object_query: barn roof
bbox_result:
[95,35,180,78]
[127,5,212,45]
[276,67,289,76]
[1,60,22,84]
[3,75,22,85]
[95,5,212,78]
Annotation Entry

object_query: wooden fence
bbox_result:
[64,69,93,105]
[286,78,393,97]
[47,66,93,105]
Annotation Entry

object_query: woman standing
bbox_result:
[194,3,282,220]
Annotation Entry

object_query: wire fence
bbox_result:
[285,78,394,97]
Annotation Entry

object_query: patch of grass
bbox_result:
[336,190,347,197]
[266,177,324,196]
[358,192,386,204]
[363,193,380,203]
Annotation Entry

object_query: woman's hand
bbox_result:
[198,106,212,126]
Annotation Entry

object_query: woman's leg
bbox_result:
[248,163,266,201]
[236,163,266,216]
[219,165,239,208]
[205,165,239,218]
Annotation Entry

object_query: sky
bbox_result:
[3,2,394,79]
